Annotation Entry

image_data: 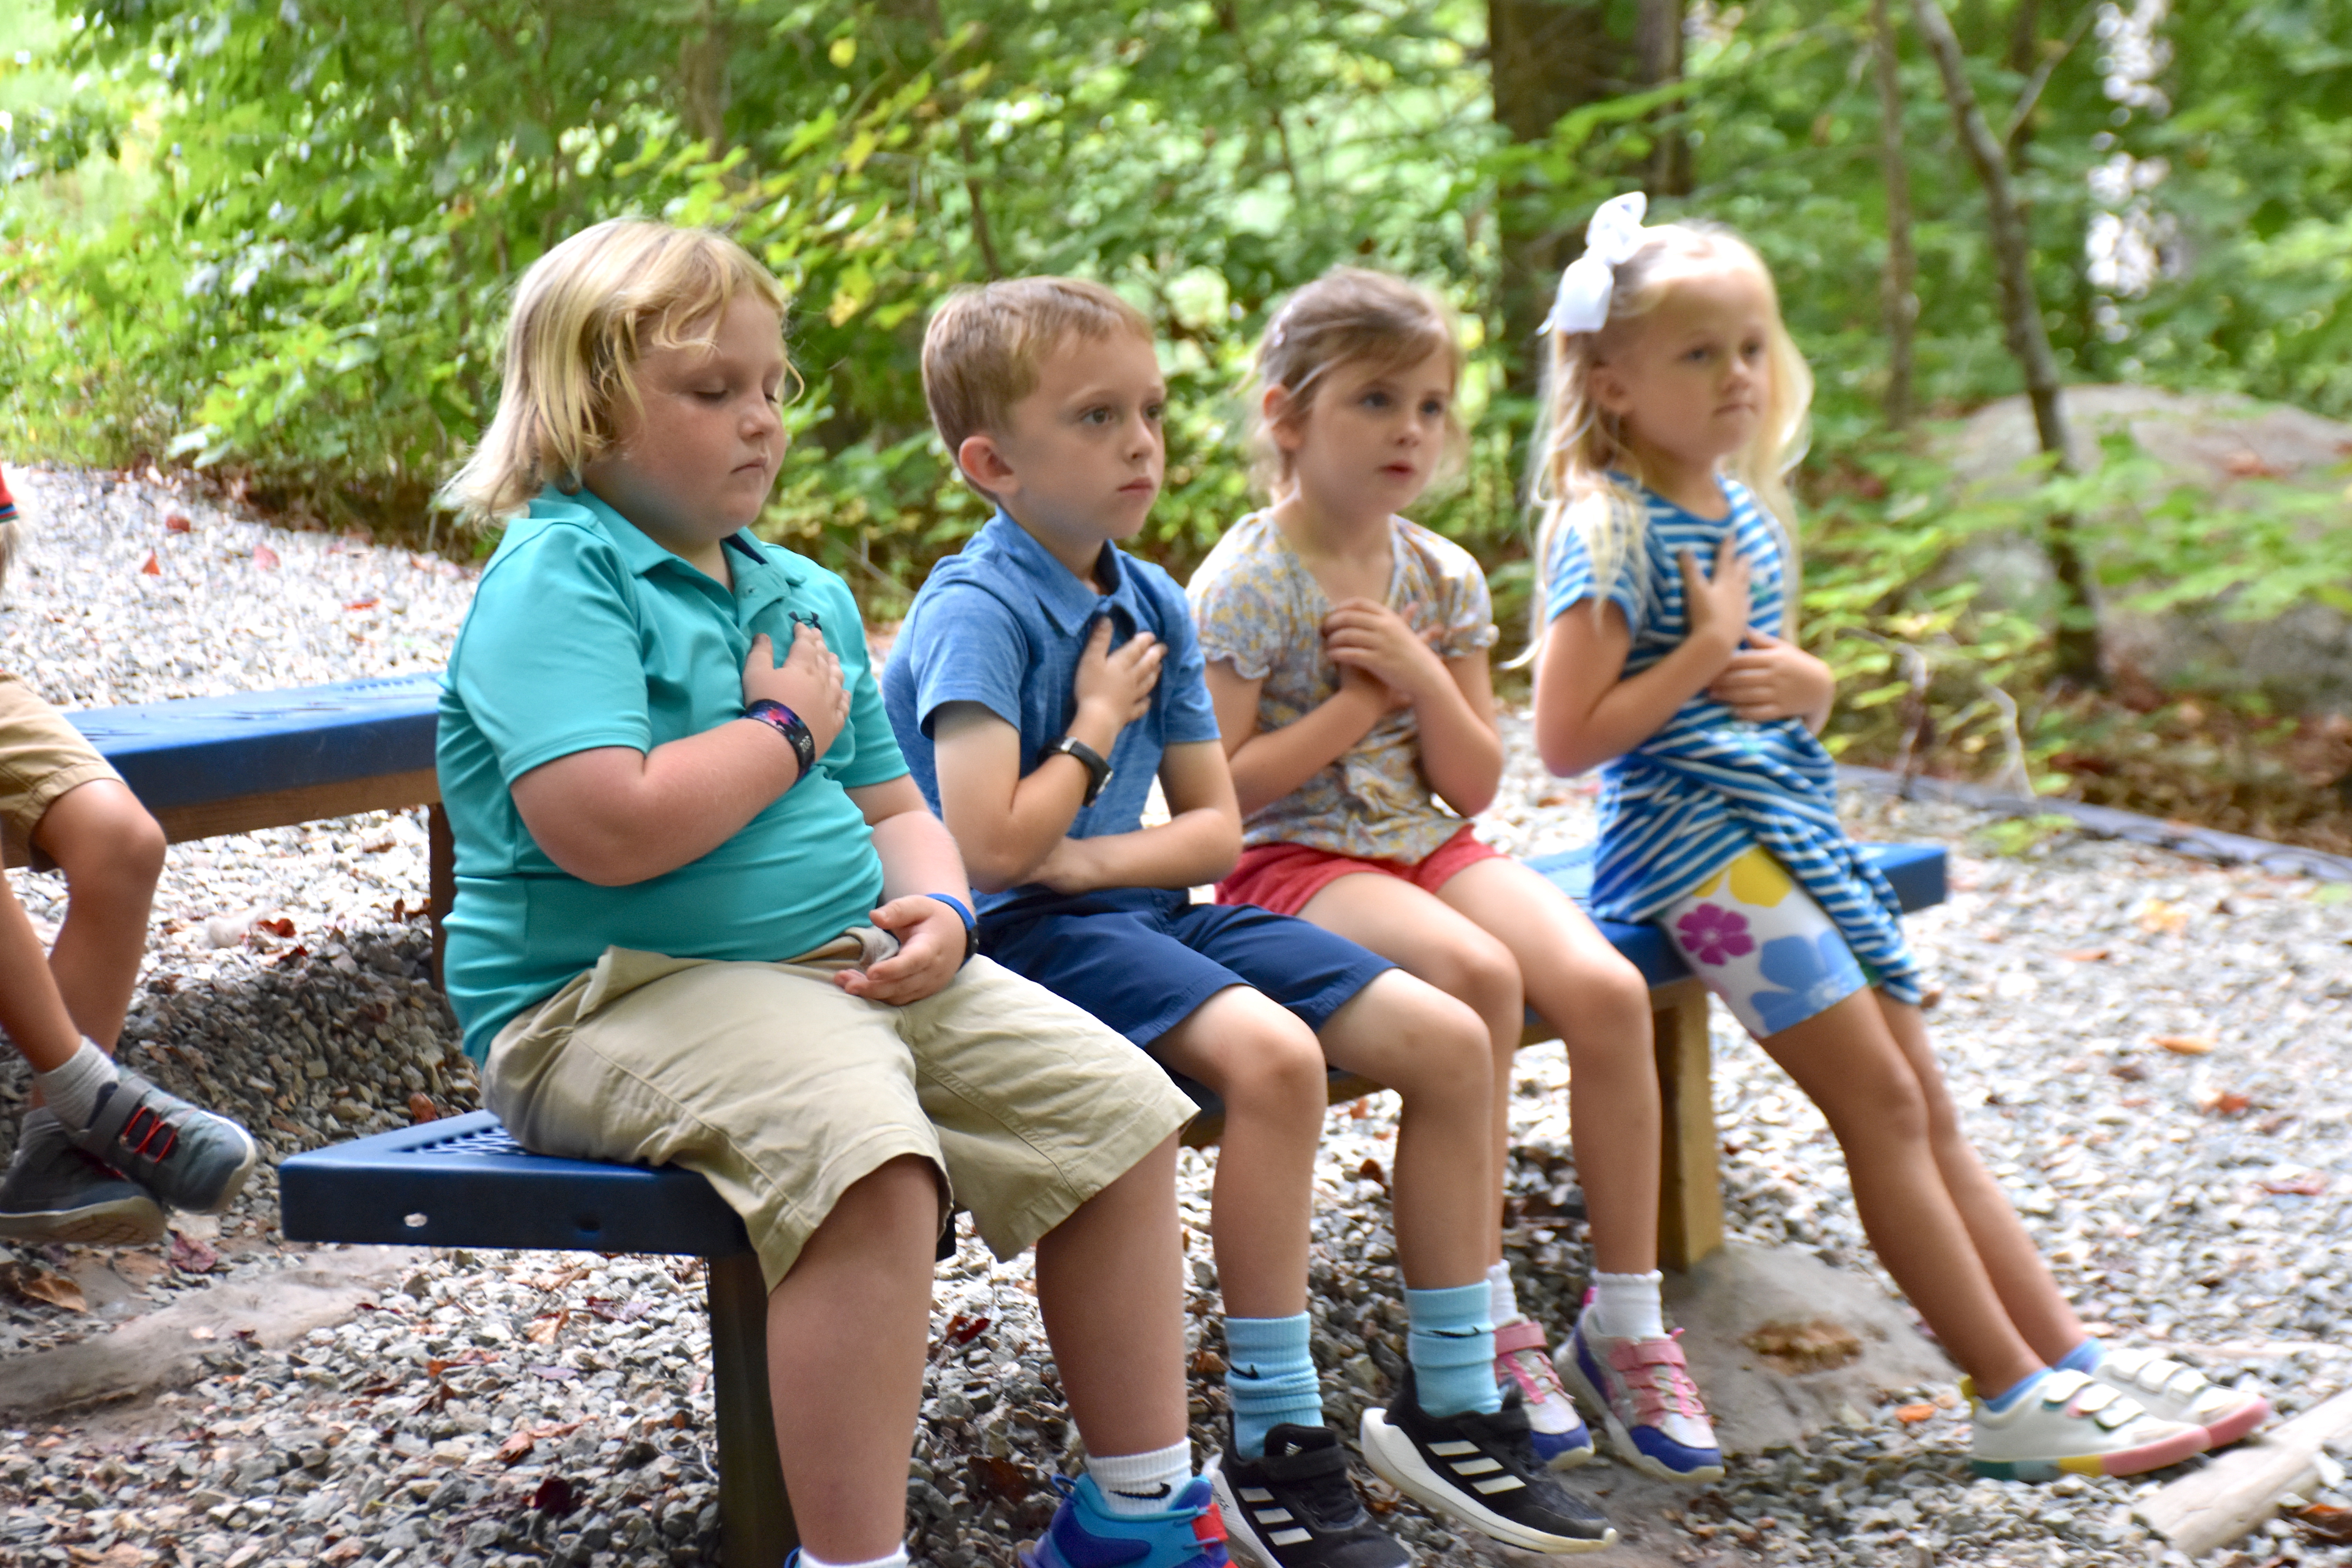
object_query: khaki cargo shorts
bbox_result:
[483,933,1196,1291]
[0,671,121,867]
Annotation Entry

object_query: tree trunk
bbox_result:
[1635,0,1689,195]
[681,0,729,157]
[1869,0,1918,430]
[1489,0,1622,396]
[1909,0,2102,687]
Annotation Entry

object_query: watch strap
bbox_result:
[1052,736,1112,807]
[744,699,817,784]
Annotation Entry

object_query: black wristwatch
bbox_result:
[1051,736,1113,807]
[745,699,817,784]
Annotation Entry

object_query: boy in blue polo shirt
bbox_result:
[435,222,1225,1568]
[885,278,1616,1562]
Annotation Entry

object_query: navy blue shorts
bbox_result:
[980,886,1393,1049]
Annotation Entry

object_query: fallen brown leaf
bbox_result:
[968,1454,1032,1506]
[1744,1318,1862,1375]
[2154,1034,2215,1056]
[2259,1173,2328,1197]
[530,1474,581,1516]
[163,512,193,534]
[407,1092,441,1124]
[139,552,161,576]
[252,543,280,570]
[525,1309,569,1345]
[113,1253,169,1287]
[255,916,295,938]
[2200,1090,2254,1117]
[0,1262,88,1312]
[2293,1502,2352,1544]
[2054,948,2110,962]
[2109,1060,2149,1082]
[2134,899,2191,935]
[170,1230,220,1274]
[1894,1403,1936,1423]
[496,1431,538,1465]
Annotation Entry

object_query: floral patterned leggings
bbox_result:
[1657,846,1875,1040]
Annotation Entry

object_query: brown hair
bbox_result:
[440,220,790,527]
[921,277,1155,494]
[1245,266,1467,498]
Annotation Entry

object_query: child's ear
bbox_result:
[956,432,1019,498]
[1261,384,1306,453]
[1588,361,1632,417]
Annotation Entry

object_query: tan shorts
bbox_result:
[0,672,121,867]
[483,934,1196,1291]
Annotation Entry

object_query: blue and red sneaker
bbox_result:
[1020,1473,1230,1568]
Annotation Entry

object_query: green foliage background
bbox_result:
[3,0,2349,776]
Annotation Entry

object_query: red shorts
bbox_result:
[1216,824,1504,919]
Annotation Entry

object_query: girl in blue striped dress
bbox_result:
[1527,194,2269,1481]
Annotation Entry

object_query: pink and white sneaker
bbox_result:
[1492,1318,1594,1469]
[1558,1299,1723,1482]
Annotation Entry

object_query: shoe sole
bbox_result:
[2198,1396,2272,1450]
[1528,1428,1597,1472]
[1557,1341,1724,1484]
[1969,1421,2210,1481]
[161,1120,261,1214]
[1357,1408,1617,1555]
[0,1194,167,1247]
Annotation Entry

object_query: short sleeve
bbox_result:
[1541,493,1649,639]
[902,581,1033,737]
[453,526,657,784]
[1143,568,1222,746]
[1429,542,1498,661]
[816,570,908,788]
[1188,532,1290,683]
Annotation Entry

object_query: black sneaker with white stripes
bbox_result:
[1358,1367,1617,1554]
[1205,1424,1408,1568]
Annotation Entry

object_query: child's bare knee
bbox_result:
[41,783,166,890]
[1224,1016,1330,1114]
[1425,930,1522,1023]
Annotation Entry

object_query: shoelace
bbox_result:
[1499,1344,1571,1410]
[1606,1334,1708,1424]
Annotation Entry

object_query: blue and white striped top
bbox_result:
[1543,477,1922,1005]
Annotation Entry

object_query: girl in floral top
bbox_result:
[1188,266,1723,1485]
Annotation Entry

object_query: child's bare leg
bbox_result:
[1757,991,2043,1393]
[1149,987,1327,1318]
[1315,971,1493,1290]
[0,869,84,1073]
[765,1153,941,1563]
[1299,874,1520,1269]
[31,780,167,1049]
[1435,859,1661,1278]
[1036,1134,1188,1456]
[1876,994,2086,1361]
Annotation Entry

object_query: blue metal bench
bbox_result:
[31,672,1944,1561]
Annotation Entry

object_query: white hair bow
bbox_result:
[1539,192,1650,336]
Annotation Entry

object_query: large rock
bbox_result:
[1663,1241,1954,1457]
[1942,385,2352,714]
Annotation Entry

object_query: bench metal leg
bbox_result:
[1650,978,1724,1271]
[707,1252,795,1566]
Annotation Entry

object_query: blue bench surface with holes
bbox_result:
[63,672,440,811]
[281,842,1945,1254]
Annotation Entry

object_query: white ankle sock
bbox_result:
[1086,1437,1191,1518]
[1486,1259,1521,1327]
[1590,1270,1665,1339]
[31,1040,118,1134]
[796,1548,909,1568]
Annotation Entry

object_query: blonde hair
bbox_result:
[1526,220,1811,639]
[1245,266,1467,498]
[440,220,789,527]
[922,277,1154,495]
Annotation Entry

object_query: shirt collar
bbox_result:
[544,485,802,588]
[980,510,1128,636]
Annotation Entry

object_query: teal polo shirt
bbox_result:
[436,487,907,1061]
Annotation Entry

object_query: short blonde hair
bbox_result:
[1526,220,1812,641]
[921,278,1154,475]
[1246,267,1467,498]
[441,220,789,527]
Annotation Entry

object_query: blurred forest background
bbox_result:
[2,0,2350,844]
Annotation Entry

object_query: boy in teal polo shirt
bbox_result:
[436,220,1223,1568]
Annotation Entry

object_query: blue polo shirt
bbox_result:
[883,511,1221,917]
[437,486,908,1060]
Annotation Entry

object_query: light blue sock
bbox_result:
[1406,1283,1500,1419]
[2056,1340,2102,1375]
[1225,1314,1323,1458]
[1984,1368,2051,1413]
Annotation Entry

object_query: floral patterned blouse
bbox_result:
[1187,511,1497,864]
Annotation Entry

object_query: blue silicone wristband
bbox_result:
[926,893,978,968]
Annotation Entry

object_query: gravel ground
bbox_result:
[4,465,2352,1568]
